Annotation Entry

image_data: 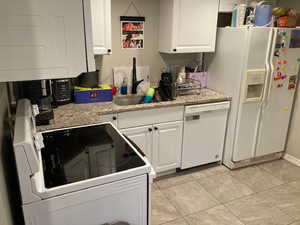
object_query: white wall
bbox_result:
[96,0,198,85]
[0,83,14,225]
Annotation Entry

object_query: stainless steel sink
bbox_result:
[114,95,144,106]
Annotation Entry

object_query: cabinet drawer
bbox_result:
[118,106,184,129]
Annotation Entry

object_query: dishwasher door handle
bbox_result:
[185,109,216,117]
[185,102,230,115]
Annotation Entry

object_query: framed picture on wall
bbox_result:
[120,16,145,49]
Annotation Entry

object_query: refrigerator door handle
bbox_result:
[264,29,277,107]
[262,29,275,107]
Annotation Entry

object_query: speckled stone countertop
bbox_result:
[37,88,230,132]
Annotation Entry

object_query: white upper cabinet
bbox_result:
[0,0,95,82]
[159,0,220,53]
[91,0,112,55]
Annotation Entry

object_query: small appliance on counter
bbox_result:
[14,80,54,125]
[158,72,176,101]
[51,78,73,106]
[77,70,99,88]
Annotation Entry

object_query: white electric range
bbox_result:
[13,99,155,225]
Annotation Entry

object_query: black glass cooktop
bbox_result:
[41,124,146,188]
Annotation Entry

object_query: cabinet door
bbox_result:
[91,0,112,55]
[173,0,219,53]
[120,126,153,162]
[153,121,183,173]
[0,0,95,82]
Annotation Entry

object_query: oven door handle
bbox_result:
[123,135,146,157]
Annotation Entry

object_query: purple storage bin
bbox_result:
[188,72,208,88]
[74,89,113,104]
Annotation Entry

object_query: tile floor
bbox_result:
[151,159,300,225]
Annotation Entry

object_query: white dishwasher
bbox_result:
[181,101,230,169]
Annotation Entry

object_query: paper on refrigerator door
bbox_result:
[113,66,150,94]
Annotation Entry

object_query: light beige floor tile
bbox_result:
[197,173,254,203]
[289,180,300,192]
[155,173,195,190]
[260,182,300,220]
[230,166,284,192]
[259,160,300,182]
[190,165,229,179]
[162,181,219,216]
[151,190,180,225]
[152,183,159,191]
[185,205,244,225]
[290,221,300,225]
[162,218,189,225]
[225,193,295,225]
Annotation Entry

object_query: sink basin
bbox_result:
[114,95,144,106]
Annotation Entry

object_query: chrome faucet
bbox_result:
[131,57,144,94]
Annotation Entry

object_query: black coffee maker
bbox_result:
[158,72,176,101]
[15,80,54,125]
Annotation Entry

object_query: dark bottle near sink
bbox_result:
[131,57,144,94]
[158,72,176,101]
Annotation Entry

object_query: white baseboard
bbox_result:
[284,154,300,167]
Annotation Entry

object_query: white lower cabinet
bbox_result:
[152,121,183,173]
[121,121,183,174]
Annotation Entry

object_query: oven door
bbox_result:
[25,174,149,225]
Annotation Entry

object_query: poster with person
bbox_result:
[121,16,145,49]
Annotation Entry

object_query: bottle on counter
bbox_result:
[120,77,128,95]
[143,88,155,103]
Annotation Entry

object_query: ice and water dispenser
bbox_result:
[244,70,266,102]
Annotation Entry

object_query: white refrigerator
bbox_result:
[208,27,300,169]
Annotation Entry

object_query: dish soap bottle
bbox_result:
[120,77,128,95]
[143,88,155,103]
